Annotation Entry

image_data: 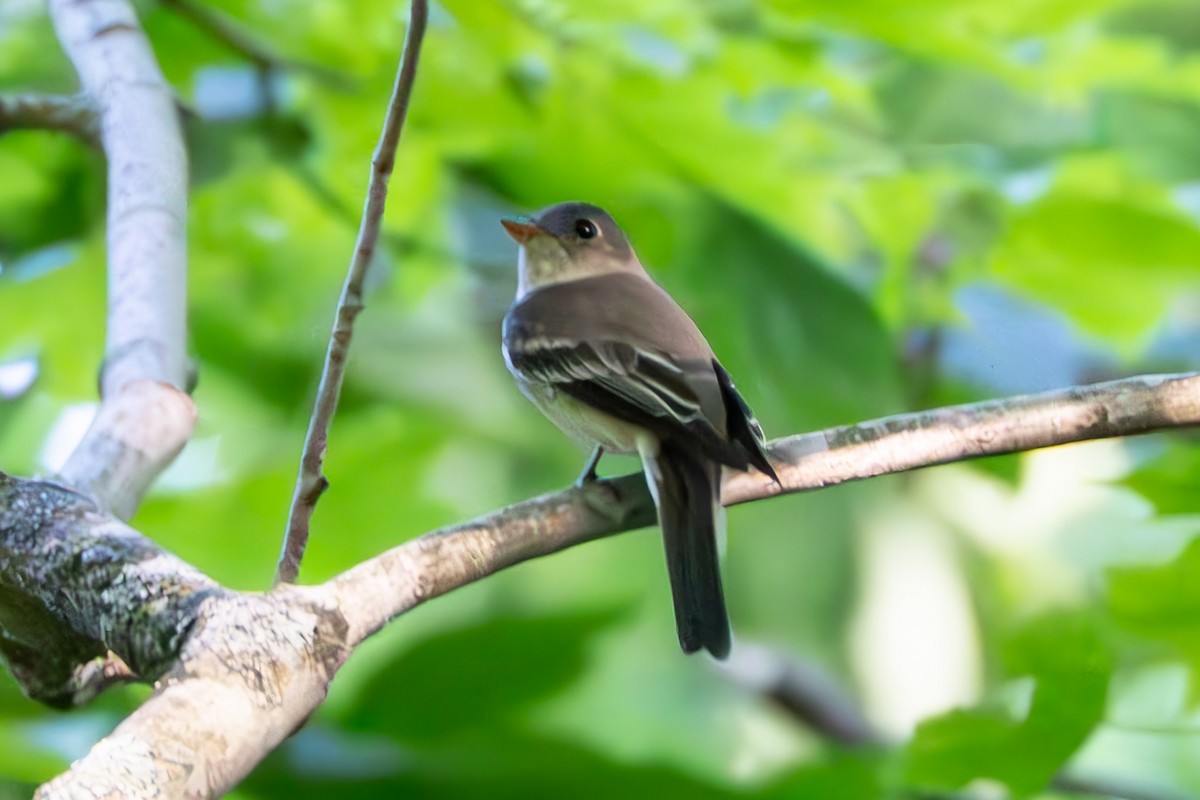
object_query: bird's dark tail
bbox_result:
[641,440,731,659]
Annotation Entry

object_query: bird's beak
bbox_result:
[501,218,541,244]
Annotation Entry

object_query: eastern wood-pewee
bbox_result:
[500,202,778,659]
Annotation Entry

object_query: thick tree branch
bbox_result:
[2,471,343,797]
[16,371,1199,795]
[331,371,1200,643]
[0,92,100,145]
[36,584,347,799]
[277,0,429,584]
[49,0,195,518]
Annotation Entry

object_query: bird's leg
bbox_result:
[575,445,604,487]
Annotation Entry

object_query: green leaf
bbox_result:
[989,156,1200,352]
[1108,537,1200,650]
[0,722,66,784]
[247,727,744,800]
[762,751,886,800]
[671,198,901,431]
[1122,440,1200,515]
[339,611,625,742]
[906,611,1111,794]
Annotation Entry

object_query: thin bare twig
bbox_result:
[276,0,429,584]
[0,92,100,146]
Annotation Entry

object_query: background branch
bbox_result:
[721,643,1190,800]
[719,642,879,747]
[49,0,195,518]
[161,0,351,88]
[276,0,429,584]
[0,92,99,146]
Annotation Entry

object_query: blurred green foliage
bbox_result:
[2,0,1200,797]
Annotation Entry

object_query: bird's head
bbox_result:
[502,201,642,296]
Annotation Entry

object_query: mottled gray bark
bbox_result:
[0,474,213,708]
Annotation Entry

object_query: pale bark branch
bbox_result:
[49,0,195,518]
[277,0,429,585]
[725,370,1200,504]
[36,583,346,799]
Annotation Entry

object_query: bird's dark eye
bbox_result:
[574,219,598,239]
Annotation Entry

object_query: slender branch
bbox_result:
[0,92,100,146]
[276,0,429,584]
[331,371,1200,644]
[723,370,1200,504]
[49,0,195,518]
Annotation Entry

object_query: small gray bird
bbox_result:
[500,202,778,659]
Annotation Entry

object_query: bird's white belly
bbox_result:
[514,378,642,455]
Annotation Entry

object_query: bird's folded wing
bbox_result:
[506,336,749,469]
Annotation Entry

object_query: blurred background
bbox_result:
[3,0,1200,797]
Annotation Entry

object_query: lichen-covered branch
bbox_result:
[0,472,348,798]
[277,0,429,584]
[49,0,195,518]
[0,92,99,145]
[0,474,217,707]
[332,371,1200,644]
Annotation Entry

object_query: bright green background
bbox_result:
[2,0,1200,797]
